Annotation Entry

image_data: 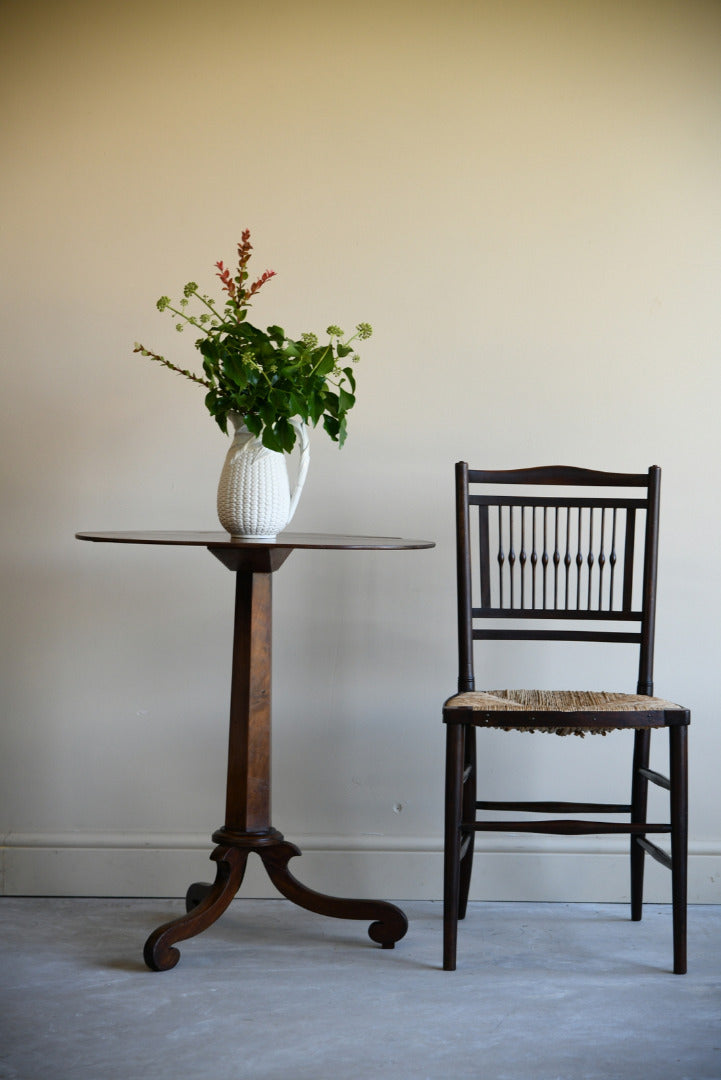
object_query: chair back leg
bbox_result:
[670,725,688,974]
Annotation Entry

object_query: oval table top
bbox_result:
[75,530,435,551]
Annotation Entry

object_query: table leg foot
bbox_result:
[185,881,212,913]
[259,840,408,949]
[143,846,248,971]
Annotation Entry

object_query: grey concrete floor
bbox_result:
[1,898,719,1080]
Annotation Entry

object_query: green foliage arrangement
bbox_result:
[134,230,371,453]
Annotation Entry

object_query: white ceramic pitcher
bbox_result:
[217,414,310,540]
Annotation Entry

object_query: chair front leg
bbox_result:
[458,726,476,920]
[630,728,651,920]
[669,724,688,974]
[443,721,465,971]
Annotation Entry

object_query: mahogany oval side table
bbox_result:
[75,530,435,970]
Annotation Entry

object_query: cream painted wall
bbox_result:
[2,0,720,902]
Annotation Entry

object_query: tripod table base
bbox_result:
[143,830,408,972]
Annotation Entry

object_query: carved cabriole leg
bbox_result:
[630,727,651,921]
[143,846,248,971]
[259,840,408,947]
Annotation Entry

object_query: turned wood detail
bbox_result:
[478,500,641,617]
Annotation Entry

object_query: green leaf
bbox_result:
[222,354,249,389]
[308,390,325,426]
[339,388,355,412]
[323,413,340,440]
[288,391,304,417]
[336,343,353,358]
[259,401,277,427]
[262,426,283,452]
[312,346,335,377]
[245,412,262,437]
[274,417,296,453]
[198,337,220,359]
[266,324,286,344]
[269,388,289,413]
[324,390,340,416]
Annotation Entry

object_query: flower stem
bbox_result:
[189,288,225,322]
[134,345,211,388]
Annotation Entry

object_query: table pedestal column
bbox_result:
[143,549,407,971]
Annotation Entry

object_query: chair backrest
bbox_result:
[455,464,661,696]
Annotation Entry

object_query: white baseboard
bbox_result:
[2,833,720,902]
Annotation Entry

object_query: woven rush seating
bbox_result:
[444,689,685,736]
[442,463,690,974]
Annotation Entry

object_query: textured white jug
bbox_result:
[217,414,310,539]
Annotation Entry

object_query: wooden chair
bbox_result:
[443,464,689,973]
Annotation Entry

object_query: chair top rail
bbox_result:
[466,465,653,487]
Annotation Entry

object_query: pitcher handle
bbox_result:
[287,419,310,524]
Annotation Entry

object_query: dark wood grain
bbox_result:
[224,570,273,832]
[443,463,689,975]
[75,530,434,550]
[143,846,248,971]
[260,841,407,948]
[77,529,432,969]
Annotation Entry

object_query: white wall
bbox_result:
[2,0,720,902]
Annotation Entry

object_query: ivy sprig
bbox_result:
[134,230,371,453]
